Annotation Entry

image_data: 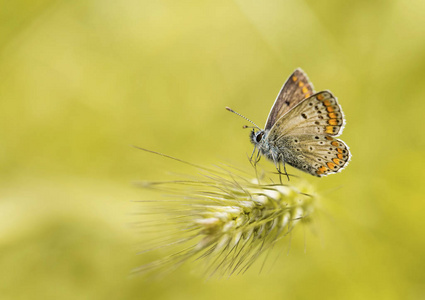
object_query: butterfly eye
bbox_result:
[256,132,264,142]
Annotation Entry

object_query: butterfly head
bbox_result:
[250,129,272,156]
[250,130,265,145]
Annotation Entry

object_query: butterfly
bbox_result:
[227,68,351,178]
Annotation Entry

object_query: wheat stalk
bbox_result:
[132,147,317,277]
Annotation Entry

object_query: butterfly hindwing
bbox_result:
[264,68,315,130]
[273,134,351,177]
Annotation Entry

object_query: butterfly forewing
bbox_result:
[268,91,345,138]
[264,68,315,130]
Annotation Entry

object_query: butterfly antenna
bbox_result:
[226,107,261,130]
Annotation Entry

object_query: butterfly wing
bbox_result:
[267,91,350,176]
[274,135,350,176]
[264,68,315,130]
[268,91,345,137]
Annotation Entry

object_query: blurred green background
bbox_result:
[1,0,425,299]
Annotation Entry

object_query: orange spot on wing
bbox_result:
[331,141,339,147]
[317,94,324,101]
[337,153,343,159]
[326,126,334,134]
[326,136,333,141]
[317,166,328,175]
[323,100,331,106]
[329,112,337,118]
[326,106,334,112]
[298,82,304,87]
[328,119,338,126]
[333,158,340,164]
[304,93,310,98]
[337,148,343,153]
[327,162,336,169]
[292,76,298,82]
[302,86,308,94]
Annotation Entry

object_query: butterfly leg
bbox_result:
[271,152,288,183]
[282,161,290,182]
[254,149,261,165]
[276,162,290,183]
[279,153,290,182]
[249,148,262,184]
[275,154,290,182]
[249,146,257,166]
[277,163,283,184]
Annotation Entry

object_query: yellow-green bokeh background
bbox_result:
[2,0,425,299]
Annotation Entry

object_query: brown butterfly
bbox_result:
[227,68,351,178]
